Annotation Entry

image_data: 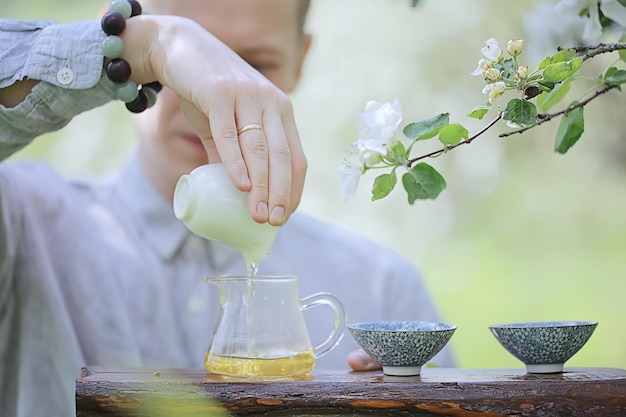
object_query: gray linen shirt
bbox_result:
[0,19,454,417]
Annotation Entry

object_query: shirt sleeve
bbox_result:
[0,19,117,160]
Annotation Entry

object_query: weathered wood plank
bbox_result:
[76,367,626,416]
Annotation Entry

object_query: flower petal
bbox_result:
[481,38,502,61]
[337,165,362,203]
[471,65,484,76]
[601,0,626,27]
[556,0,593,13]
[583,4,603,39]
[356,100,403,156]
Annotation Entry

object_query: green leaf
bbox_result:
[554,105,584,154]
[496,58,516,81]
[403,113,450,141]
[539,49,576,69]
[537,79,572,112]
[606,69,626,85]
[402,163,446,203]
[542,57,583,83]
[502,98,539,128]
[467,104,490,120]
[371,172,397,201]
[537,80,555,92]
[605,66,618,79]
[438,123,469,146]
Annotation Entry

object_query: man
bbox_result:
[131,0,453,371]
[0,1,453,416]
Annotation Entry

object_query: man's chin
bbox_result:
[174,151,209,175]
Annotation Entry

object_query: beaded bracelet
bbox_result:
[101,0,162,113]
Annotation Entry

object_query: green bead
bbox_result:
[143,87,158,108]
[102,36,124,59]
[109,0,132,19]
[115,80,139,103]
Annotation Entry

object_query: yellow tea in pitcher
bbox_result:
[202,275,345,378]
[205,351,315,376]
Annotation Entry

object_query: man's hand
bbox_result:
[0,79,38,108]
[347,348,381,372]
[123,15,306,226]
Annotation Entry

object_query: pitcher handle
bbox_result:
[300,292,346,358]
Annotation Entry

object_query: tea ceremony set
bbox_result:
[75,164,626,416]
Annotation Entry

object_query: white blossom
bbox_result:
[585,2,604,39]
[356,99,403,156]
[471,58,493,76]
[482,81,507,103]
[481,38,502,62]
[523,1,590,60]
[556,0,626,41]
[601,0,626,27]
[484,67,502,82]
[337,100,403,203]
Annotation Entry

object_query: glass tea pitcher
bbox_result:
[204,275,346,377]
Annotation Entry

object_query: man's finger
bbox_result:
[347,349,382,372]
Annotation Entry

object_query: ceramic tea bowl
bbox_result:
[347,321,456,376]
[489,321,598,374]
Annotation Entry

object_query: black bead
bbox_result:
[101,11,126,36]
[105,59,132,83]
[126,89,148,113]
[128,0,142,17]
[143,81,163,93]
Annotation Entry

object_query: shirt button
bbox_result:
[186,296,205,315]
[57,67,74,85]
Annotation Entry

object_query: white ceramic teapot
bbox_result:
[173,164,279,265]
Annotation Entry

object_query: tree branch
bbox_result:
[407,113,503,166]
[404,43,625,167]
[499,84,617,138]
[558,42,626,61]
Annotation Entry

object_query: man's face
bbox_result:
[133,0,310,197]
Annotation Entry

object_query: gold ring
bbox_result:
[237,124,264,135]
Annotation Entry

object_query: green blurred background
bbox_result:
[3,0,625,369]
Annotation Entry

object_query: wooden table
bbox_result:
[76,366,626,416]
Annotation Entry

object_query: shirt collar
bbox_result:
[112,153,190,261]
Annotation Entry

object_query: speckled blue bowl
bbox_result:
[347,321,456,376]
[489,321,598,374]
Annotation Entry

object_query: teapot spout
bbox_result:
[201,277,219,285]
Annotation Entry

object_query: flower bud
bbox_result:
[485,67,502,81]
[507,39,524,57]
[360,150,383,166]
[516,65,528,80]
